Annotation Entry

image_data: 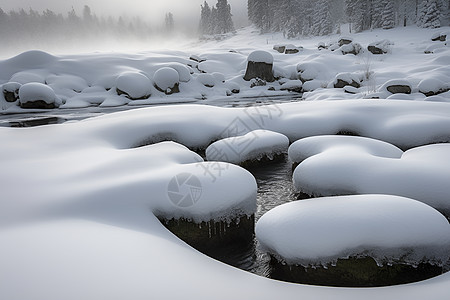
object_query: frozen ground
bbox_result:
[1,25,450,299]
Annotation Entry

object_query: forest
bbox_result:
[248,0,450,37]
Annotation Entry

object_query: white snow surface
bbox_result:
[1,25,450,300]
[288,135,404,164]
[247,50,273,64]
[206,130,289,164]
[256,195,450,266]
[293,139,450,212]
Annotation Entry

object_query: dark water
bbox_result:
[206,156,296,278]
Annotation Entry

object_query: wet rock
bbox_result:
[284,44,302,54]
[189,55,206,63]
[368,40,391,55]
[269,256,443,287]
[158,215,255,257]
[244,50,275,82]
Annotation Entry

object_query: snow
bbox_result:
[153,67,180,92]
[247,50,273,64]
[293,140,450,212]
[18,82,59,105]
[256,195,450,266]
[115,72,152,99]
[1,25,450,300]
[288,135,403,165]
[206,130,289,164]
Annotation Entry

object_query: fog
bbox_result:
[0,0,249,58]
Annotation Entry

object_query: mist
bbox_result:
[0,0,249,58]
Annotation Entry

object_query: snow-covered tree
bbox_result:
[216,0,235,34]
[382,0,396,29]
[199,1,212,35]
[418,0,441,28]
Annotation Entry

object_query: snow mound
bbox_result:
[293,142,450,213]
[46,74,89,93]
[164,63,191,82]
[197,73,216,87]
[153,67,180,93]
[206,130,289,165]
[247,50,273,64]
[418,78,449,95]
[280,80,303,92]
[10,71,46,84]
[18,82,58,106]
[289,135,403,165]
[116,72,152,100]
[256,195,450,266]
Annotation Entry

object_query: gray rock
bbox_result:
[387,85,412,94]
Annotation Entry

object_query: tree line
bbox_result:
[0,5,179,54]
[199,0,235,35]
[248,0,450,37]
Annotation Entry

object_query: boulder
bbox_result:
[368,40,391,55]
[284,44,302,54]
[318,42,327,50]
[340,42,362,55]
[18,83,59,109]
[116,72,152,99]
[197,73,216,88]
[273,45,286,53]
[387,85,412,94]
[250,78,267,88]
[153,67,180,95]
[280,80,303,93]
[431,32,447,42]
[333,73,362,89]
[338,37,353,47]
[244,50,275,82]
[2,82,21,103]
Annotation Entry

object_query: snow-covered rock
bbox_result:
[116,72,152,100]
[293,141,450,214]
[206,130,289,165]
[380,79,412,95]
[10,71,46,84]
[280,80,303,93]
[153,67,180,95]
[418,78,450,96]
[339,42,362,55]
[288,135,403,166]
[256,194,450,266]
[197,73,216,87]
[2,82,21,102]
[332,72,363,89]
[18,82,59,109]
[165,63,191,82]
[46,74,89,93]
[367,40,392,54]
[244,50,274,82]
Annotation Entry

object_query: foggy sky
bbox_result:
[0,0,249,27]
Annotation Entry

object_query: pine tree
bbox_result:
[371,0,384,28]
[215,0,235,34]
[421,0,441,27]
[199,1,212,35]
[312,0,332,36]
[382,0,396,28]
